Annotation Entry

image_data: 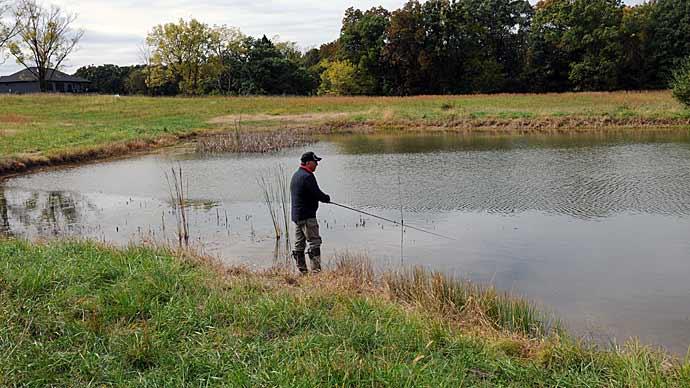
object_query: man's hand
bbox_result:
[324,194,331,203]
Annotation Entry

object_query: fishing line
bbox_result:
[329,202,456,241]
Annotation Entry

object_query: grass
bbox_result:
[1,239,688,386]
[1,91,689,176]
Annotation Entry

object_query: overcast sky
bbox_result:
[1,0,647,74]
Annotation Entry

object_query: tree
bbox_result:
[0,0,19,58]
[124,67,148,95]
[318,60,360,95]
[74,64,128,94]
[237,35,316,95]
[644,0,690,88]
[527,0,624,91]
[617,4,654,89]
[339,6,390,94]
[671,58,690,107]
[382,1,428,95]
[8,0,83,92]
[458,0,533,92]
[146,18,213,95]
[205,25,245,94]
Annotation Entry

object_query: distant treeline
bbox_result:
[76,0,690,96]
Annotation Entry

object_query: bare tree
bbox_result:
[8,0,84,91]
[137,40,153,95]
[0,0,20,61]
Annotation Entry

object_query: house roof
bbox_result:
[0,67,90,84]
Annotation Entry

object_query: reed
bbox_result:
[256,173,281,240]
[256,164,292,243]
[165,166,190,247]
[276,164,291,251]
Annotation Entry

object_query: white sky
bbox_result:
[0,0,647,75]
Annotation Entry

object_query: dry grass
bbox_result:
[249,252,557,342]
[196,129,313,153]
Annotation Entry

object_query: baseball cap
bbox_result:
[300,151,322,163]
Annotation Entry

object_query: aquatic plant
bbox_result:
[165,166,190,247]
[196,129,313,154]
[257,173,281,240]
[256,164,291,244]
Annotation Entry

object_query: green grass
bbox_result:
[0,239,687,386]
[1,91,688,161]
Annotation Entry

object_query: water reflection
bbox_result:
[0,187,99,237]
[332,132,690,154]
[0,188,11,237]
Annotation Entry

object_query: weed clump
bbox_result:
[197,129,313,153]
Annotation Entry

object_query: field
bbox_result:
[1,239,688,386]
[1,91,689,176]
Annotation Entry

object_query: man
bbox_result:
[290,151,330,274]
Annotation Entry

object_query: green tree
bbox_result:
[671,58,690,107]
[527,0,624,91]
[464,0,533,92]
[74,64,129,94]
[317,59,360,95]
[617,4,654,89]
[644,0,690,88]
[235,35,316,95]
[382,0,533,95]
[124,67,147,95]
[382,1,429,95]
[146,18,213,95]
[339,6,390,94]
[8,0,83,92]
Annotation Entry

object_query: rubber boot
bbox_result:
[292,251,308,274]
[308,248,322,273]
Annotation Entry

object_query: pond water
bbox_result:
[2,132,690,354]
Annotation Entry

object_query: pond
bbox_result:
[2,131,690,355]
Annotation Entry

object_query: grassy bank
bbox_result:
[1,91,689,177]
[0,239,687,386]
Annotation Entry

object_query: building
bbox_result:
[0,67,90,94]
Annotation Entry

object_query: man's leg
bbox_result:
[304,218,323,273]
[292,221,308,274]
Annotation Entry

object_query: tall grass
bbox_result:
[383,267,560,338]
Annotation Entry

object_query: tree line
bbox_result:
[2,0,690,97]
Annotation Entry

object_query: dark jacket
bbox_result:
[290,166,330,222]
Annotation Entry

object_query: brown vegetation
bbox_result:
[0,114,30,124]
[196,129,313,153]
[0,133,196,179]
[317,116,690,134]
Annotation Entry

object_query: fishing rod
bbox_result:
[329,202,456,241]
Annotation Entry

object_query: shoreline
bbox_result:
[0,238,687,385]
[2,91,689,179]
[2,118,688,179]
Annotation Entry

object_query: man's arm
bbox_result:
[308,175,330,203]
